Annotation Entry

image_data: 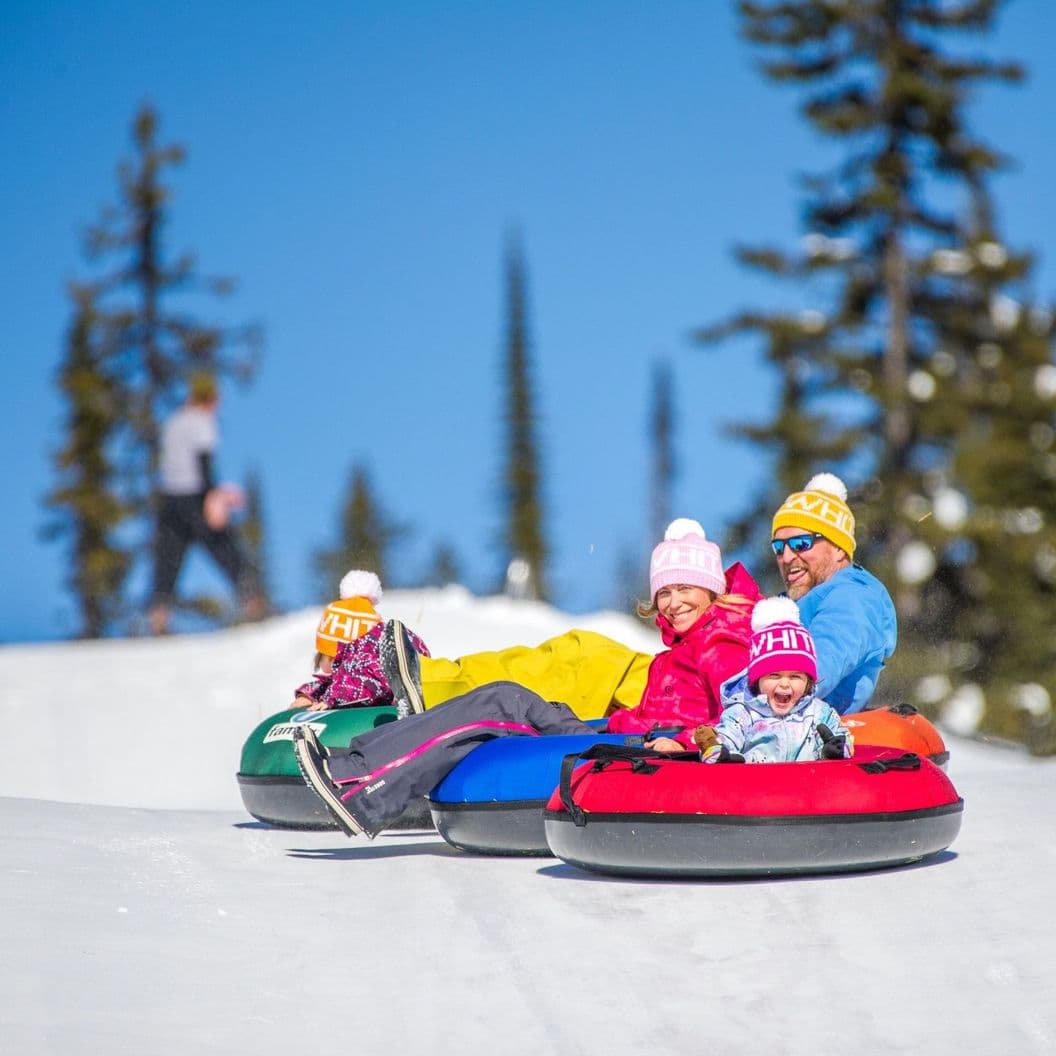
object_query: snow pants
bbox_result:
[151,493,256,604]
[326,680,595,836]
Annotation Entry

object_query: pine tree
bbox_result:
[927,235,1056,749]
[499,231,549,601]
[648,359,677,547]
[701,1,1056,747]
[314,465,405,597]
[424,542,461,588]
[84,105,260,489]
[48,103,261,633]
[238,469,272,613]
[42,285,133,637]
[696,301,858,595]
[611,546,651,623]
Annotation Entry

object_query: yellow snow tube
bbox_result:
[419,629,653,720]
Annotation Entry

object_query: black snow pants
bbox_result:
[326,680,595,836]
[151,493,255,604]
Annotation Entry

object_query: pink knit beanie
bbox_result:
[748,596,818,685]
[649,518,726,599]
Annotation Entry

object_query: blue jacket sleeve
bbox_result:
[805,601,873,701]
[798,568,896,711]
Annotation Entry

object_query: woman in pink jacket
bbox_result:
[606,519,760,750]
[292,519,761,838]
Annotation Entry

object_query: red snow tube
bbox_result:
[543,744,963,878]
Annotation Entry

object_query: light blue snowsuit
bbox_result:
[703,690,852,764]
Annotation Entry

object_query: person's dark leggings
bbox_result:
[326,681,595,836]
[151,493,254,604]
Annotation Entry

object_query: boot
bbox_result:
[380,620,425,717]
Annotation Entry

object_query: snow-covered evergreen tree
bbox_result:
[314,464,405,597]
[499,231,549,601]
[700,0,1055,749]
[48,104,262,633]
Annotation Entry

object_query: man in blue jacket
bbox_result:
[769,473,897,714]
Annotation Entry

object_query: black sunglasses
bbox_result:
[770,532,825,556]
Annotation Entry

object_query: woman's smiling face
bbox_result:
[655,584,714,633]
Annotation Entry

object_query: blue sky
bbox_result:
[2,1,1054,641]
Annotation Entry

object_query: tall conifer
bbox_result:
[648,359,676,547]
[425,542,462,588]
[500,231,549,600]
[701,1,1055,745]
[47,104,261,633]
[239,469,272,613]
[84,105,260,490]
[314,465,405,595]
[43,286,132,637]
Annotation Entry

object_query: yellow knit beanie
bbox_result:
[771,473,856,558]
[189,371,218,403]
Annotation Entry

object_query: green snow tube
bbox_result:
[236,705,434,831]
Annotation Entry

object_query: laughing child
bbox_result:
[694,596,852,763]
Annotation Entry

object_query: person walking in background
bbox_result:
[148,372,263,635]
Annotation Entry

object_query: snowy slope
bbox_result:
[2,589,1054,1056]
[0,586,660,810]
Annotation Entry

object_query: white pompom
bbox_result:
[339,570,383,603]
[664,517,706,541]
[751,595,802,632]
[804,472,848,502]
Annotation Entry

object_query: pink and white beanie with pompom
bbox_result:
[649,518,726,600]
[748,595,818,686]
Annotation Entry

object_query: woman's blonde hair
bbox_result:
[636,589,755,621]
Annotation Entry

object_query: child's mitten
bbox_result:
[817,723,848,760]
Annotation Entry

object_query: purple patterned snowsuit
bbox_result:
[295,621,430,709]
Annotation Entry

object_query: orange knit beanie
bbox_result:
[315,570,383,657]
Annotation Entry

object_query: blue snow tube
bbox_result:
[428,723,645,856]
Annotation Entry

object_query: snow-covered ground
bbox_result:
[2,588,1054,1056]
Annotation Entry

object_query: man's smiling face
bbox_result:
[772,527,846,600]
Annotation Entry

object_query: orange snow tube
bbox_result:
[844,703,948,767]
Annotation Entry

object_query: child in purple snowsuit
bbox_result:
[293,571,430,714]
